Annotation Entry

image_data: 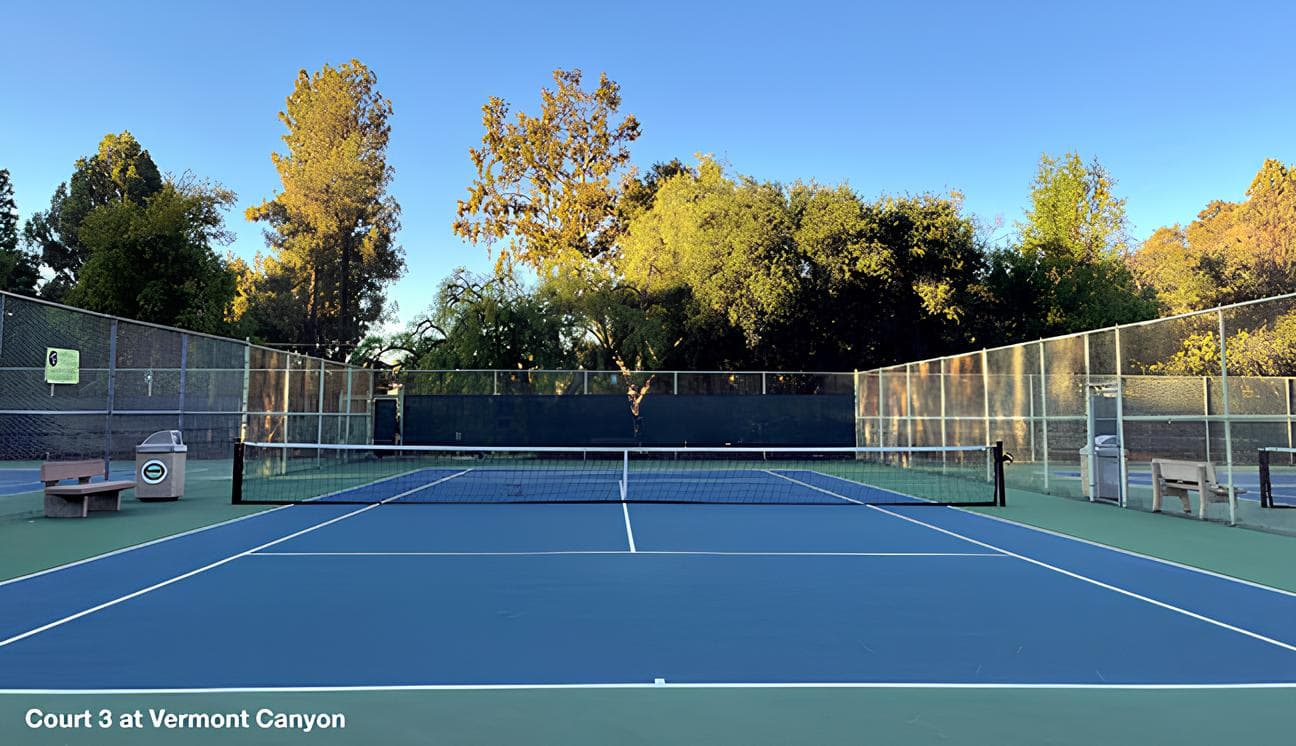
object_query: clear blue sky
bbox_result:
[3,0,1294,330]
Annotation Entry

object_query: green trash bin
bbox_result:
[136,430,187,501]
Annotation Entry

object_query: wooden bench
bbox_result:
[42,460,136,518]
[1150,459,1244,520]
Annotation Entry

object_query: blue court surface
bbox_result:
[1,500,1295,691]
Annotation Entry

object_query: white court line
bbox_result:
[0,471,471,651]
[0,464,437,589]
[621,502,637,552]
[299,465,435,503]
[0,506,292,589]
[763,473,1296,654]
[248,550,1006,558]
[868,504,1296,655]
[808,469,1296,600]
[763,470,864,504]
[2,681,1293,694]
[959,507,1296,599]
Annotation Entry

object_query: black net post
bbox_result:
[231,441,244,505]
[994,441,1008,507]
[1259,448,1271,508]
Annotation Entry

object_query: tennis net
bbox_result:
[233,442,1007,507]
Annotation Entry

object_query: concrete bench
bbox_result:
[42,460,136,518]
[1150,459,1244,520]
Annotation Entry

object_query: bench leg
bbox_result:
[1163,487,1191,513]
[1151,463,1163,512]
[87,491,121,512]
[1196,467,1208,520]
[45,493,88,518]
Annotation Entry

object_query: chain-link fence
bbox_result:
[856,292,1296,535]
[390,369,855,396]
[0,291,373,518]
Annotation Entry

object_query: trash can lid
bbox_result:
[137,430,187,453]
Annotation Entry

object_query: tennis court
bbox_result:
[3,444,1295,694]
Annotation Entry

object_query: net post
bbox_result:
[994,441,1007,507]
[620,449,629,501]
[231,441,245,505]
[1259,448,1271,508]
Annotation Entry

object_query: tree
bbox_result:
[23,132,163,299]
[244,59,403,359]
[1131,159,1296,314]
[18,133,239,329]
[454,69,641,273]
[0,169,40,293]
[394,270,581,372]
[618,157,986,368]
[67,177,238,332]
[619,157,801,350]
[990,152,1157,337]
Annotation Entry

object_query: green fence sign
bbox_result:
[45,347,80,385]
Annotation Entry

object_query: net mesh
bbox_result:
[234,442,1002,506]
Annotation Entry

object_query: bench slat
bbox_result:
[40,460,107,483]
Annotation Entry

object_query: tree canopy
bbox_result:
[454,69,641,273]
[1131,159,1296,314]
[18,133,238,330]
[0,169,40,293]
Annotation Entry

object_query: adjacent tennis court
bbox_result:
[3,447,1294,693]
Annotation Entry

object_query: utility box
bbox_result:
[136,430,187,501]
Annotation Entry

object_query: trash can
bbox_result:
[1093,440,1124,505]
[1079,435,1123,502]
[136,430,187,501]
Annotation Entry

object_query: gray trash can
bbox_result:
[136,430,187,501]
[1079,435,1123,501]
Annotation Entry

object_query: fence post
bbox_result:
[104,319,118,470]
[239,341,251,443]
[1114,325,1128,508]
[853,370,860,446]
[1203,376,1212,462]
[904,365,913,448]
[345,367,354,444]
[1039,341,1049,492]
[1219,310,1236,525]
[877,370,885,447]
[316,359,326,450]
[939,359,948,466]
[178,334,188,435]
[282,354,291,445]
[1084,332,1093,500]
[980,349,990,448]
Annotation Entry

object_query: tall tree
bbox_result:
[22,132,163,299]
[454,69,641,273]
[245,59,403,359]
[0,169,40,293]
